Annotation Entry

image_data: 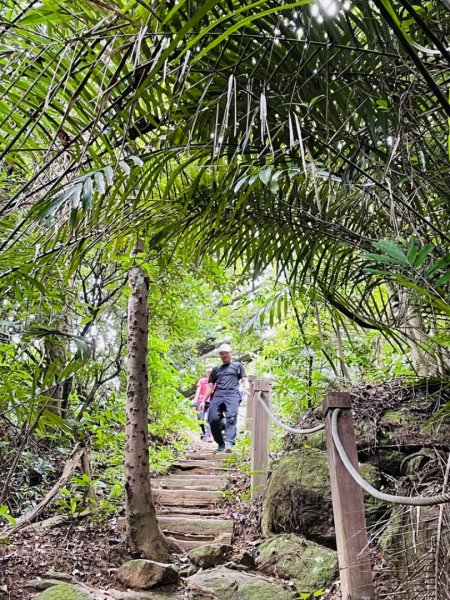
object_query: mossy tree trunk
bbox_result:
[125,241,169,561]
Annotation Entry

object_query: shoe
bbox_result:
[204,433,213,442]
[216,445,226,453]
[225,443,234,454]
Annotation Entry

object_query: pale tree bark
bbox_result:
[396,289,440,377]
[125,241,170,561]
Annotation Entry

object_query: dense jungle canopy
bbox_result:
[1,1,450,599]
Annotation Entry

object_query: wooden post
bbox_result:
[245,375,257,431]
[323,392,374,600]
[250,379,271,498]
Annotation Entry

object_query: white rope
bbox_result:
[255,391,325,435]
[331,408,450,506]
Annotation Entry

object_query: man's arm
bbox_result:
[208,369,216,397]
[239,363,250,396]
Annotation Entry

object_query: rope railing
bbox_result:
[331,408,450,506]
[255,391,325,435]
[254,389,450,506]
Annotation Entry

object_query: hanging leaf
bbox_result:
[82,177,93,211]
[259,168,272,186]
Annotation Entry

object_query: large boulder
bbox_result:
[188,544,232,569]
[118,560,179,589]
[261,448,334,545]
[33,583,94,599]
[261,448,386,545]
[256,534,338,595]
[186,566,293,599]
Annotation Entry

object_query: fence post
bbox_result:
[245,375,257,431]
[250,378,271,498]
[323,392,374,600]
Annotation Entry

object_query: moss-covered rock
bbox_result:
[256,534,338,595]
[187,566,293,599]
[261,448,387,544]
[118,559,179,589]
[188,544,232,569]
[379,505,444,581]
[286,431,327,452]
[33,583,94,599]
[261,448,335,546]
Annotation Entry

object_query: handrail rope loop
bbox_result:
[331,408,450,506]
[255,391,325,435]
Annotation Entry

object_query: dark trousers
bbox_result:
[208,396,240,447]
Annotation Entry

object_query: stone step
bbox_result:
[153,489,221,507]
[158,516,233,537]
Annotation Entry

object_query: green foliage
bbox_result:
[0,505,16,527]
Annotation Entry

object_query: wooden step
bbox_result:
[158,475,227,486]
[156,480,223,491]
[172,460,233,473]
[183,453,228,461]
[158,516,233,537]
[153,489,220,507]
[157,507,224,517]
[168,534,232,551]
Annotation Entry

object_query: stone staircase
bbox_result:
[153,445,234,551]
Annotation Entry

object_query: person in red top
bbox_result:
[193,369,213,441]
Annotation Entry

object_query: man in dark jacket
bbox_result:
[208,344,249,452]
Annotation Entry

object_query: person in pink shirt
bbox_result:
[193,369,213,441]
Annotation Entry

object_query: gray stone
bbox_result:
[187,566,293,599]
[235,551,256,569]
[33,583,95,599]
[118,559,179,590]
[188,544,233,569]
[26,579,67,590]
[257,534,338,595]
[43,570,74,582]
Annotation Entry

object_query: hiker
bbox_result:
[207,344,249,452]
[192,369,213,441]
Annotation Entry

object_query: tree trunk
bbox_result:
[125,243,170,561]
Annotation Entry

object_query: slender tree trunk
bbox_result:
[334,321,350,380]
[125,242,169,561]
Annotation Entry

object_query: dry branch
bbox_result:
[0,442,93,538]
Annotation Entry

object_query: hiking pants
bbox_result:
[208,395,240,447]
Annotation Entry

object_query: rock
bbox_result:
[43,570,73,582]
[118,559,179,589]
[26,579,68,590]
[235,551,256,569]
[188,544,232,569]
[178,564,198,578]
[261,448,388,545]
[187,566,293,599]
[33,583,94,599]
[380,504,448,583]
[359,462,389,525]
[286,431,327,452]
[256,534,338,596]
[261,448,335,546]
